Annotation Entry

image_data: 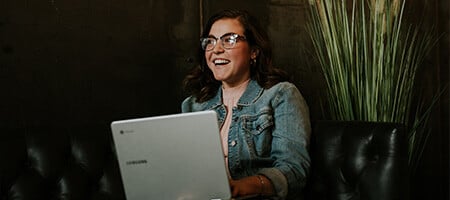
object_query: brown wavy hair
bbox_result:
[183,9,289,103]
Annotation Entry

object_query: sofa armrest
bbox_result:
[306,120,409,200]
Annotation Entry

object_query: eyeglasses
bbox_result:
[200,33,246,51]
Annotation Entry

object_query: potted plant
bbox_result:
[306,0,441,174]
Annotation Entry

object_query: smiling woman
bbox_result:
[181,9,312,200]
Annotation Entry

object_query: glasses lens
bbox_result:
[201,38,215,50]
[221,35,237,49]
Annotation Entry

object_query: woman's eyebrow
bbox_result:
[208,32,236,38]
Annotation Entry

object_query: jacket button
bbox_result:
[231,140,237,146]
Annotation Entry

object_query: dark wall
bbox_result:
[0,0,448,199]
[0,0,323,129]
[0,0,199,130]
[409,1,449,200]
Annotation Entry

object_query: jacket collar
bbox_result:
[205,79,263,110]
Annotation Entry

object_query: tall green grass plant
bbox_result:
[306,0,440,173]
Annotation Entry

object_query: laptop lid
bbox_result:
[111,110,232,200]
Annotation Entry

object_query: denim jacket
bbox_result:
[181,79,311,199]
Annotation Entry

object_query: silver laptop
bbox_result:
[111,110,233,200]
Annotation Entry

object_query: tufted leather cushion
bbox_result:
[306,121,409,200]
[1,121,409,200]
[0,126,125,200]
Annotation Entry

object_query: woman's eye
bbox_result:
[225,38,235,44]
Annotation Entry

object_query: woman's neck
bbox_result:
[222,78,251,90]
[222,79,250,107]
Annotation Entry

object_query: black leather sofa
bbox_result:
[0,121,408,200]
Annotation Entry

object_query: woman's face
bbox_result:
[205,18,256,88]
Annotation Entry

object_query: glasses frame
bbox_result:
[200,33,247,51]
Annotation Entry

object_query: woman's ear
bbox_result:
[251,48,260,59]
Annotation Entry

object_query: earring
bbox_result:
[250,58,257,65]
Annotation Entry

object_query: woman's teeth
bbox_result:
[214,59,230,65]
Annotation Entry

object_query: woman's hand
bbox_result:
[229,175,275,198]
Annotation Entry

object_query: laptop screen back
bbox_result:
[111,110,231,200]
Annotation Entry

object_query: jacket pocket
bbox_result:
[242,109,274,156]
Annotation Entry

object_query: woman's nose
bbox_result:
[212,41,225,54]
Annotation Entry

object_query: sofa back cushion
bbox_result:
[0,126,125,200]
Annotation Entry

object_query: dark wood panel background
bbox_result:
[0,0,447,199]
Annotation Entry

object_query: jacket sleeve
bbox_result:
[181,96,194,113]
[258,82,311,199]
